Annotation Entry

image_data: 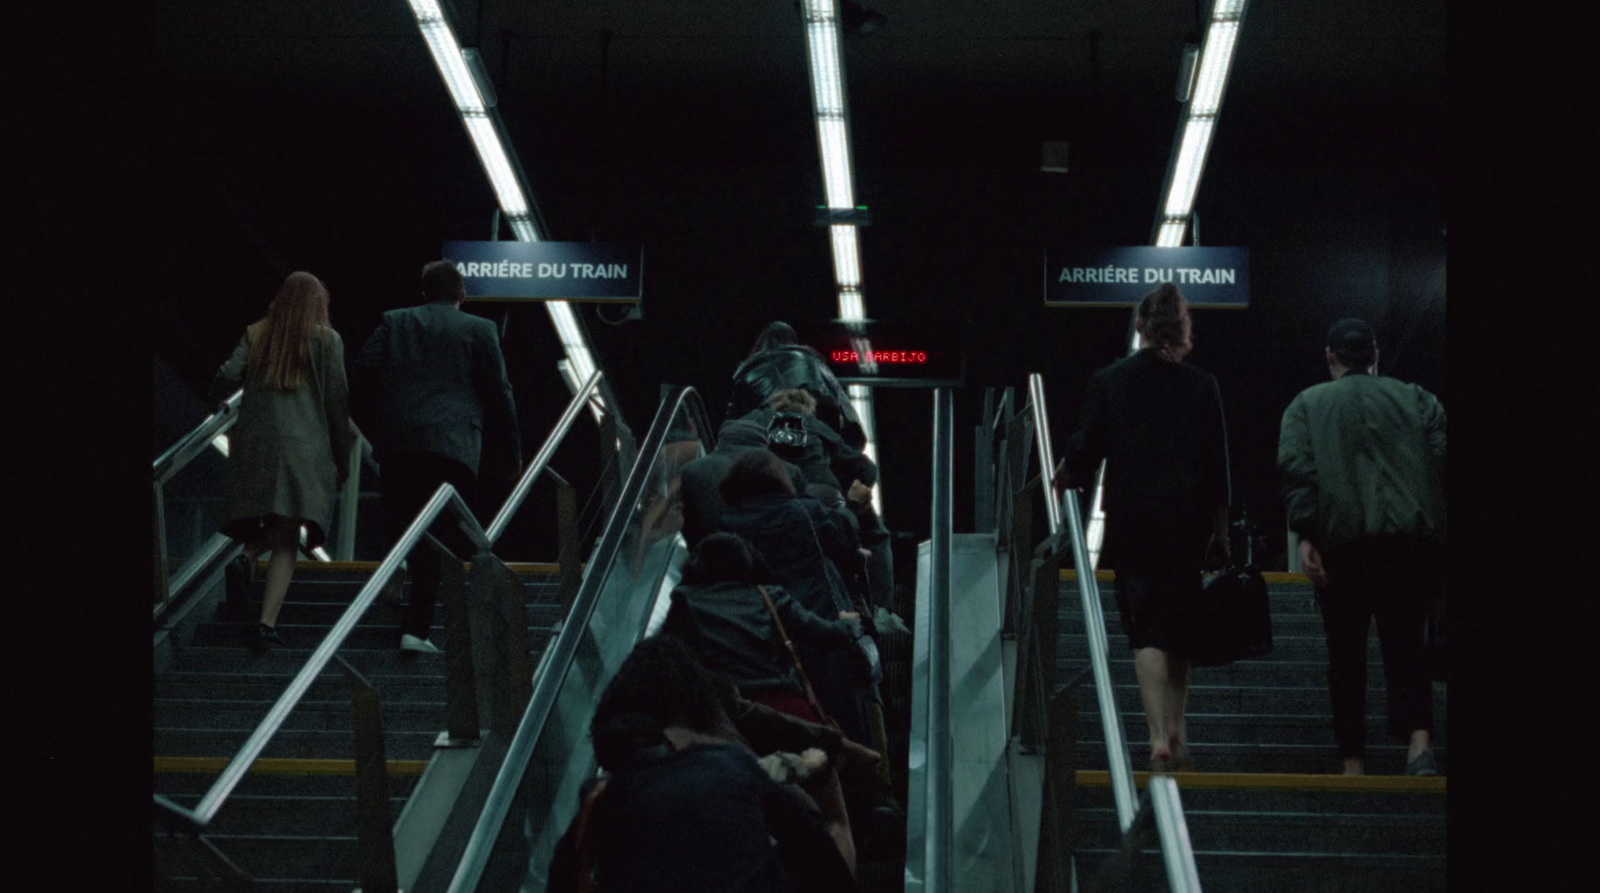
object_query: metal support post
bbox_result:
[336,436,363,561]
[926,386,955,893]
[336,655,399,893]
[154,483,171,615]
[470,551,534,737]
[1037,669,1090,893]
[434,535,480,746]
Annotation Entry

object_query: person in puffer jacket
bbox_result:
[1278,317,1446,778]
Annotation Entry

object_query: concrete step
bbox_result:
[1058,584,1319,615]
[1061,658,1397,688]
[187,619,556,652]
[1070,742,1445,776]
[1057,632,1354,663]
[155,771,420,799]
[1073,849,1444,893]
[154,698,450,733]
[160,793,407,836]
[183,833,359,884]
[1075,805,1445,854]
[168,645,460,677]
[154,727,443,761]
[238,575,562,604]
[156,671,449,703]
[217,598,568,627]
[1135,785,1445,817]
[1057,612,1331,638]
[1066,683,1447,717]
[1073,713,1449,749]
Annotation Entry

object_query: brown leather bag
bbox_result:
[757,585,838,729]
[574,777,610,893]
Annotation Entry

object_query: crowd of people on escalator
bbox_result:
[539,321,913,892]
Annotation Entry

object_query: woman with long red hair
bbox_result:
[211,272,352,650]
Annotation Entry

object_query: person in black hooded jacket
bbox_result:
[726,321,866,449]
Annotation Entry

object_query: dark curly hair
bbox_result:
[589,635,736,773]
[719,448,797,503]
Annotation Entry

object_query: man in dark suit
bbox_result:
[355,260,521,653]
[1061,283,1231,773]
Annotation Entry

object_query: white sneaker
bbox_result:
[399,634,440,654]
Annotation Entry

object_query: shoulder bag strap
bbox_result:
[757,585,832,726]
[574,777,610,893]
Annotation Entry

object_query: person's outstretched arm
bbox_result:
[773,587,858,646]
[209,331,251,406]
[1061,372,1109,490]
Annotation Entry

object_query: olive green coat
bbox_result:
[210,324,353,547]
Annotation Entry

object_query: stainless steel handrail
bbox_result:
[159,371,605,830]
[153,392,241,485]
[1027,372,1202,891]
[923,387,956,893]
[445,385,713,893]
[1027,373,1138,830]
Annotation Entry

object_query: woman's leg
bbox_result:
[258,521,301,628]
[1166,652,1192,756]
[1134,647,1173,761]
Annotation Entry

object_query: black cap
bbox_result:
[1326,318,1376,351]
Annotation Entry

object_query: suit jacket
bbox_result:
[353,301,520,477]
[1064,349,1230,522]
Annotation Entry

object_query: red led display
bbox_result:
[831,349,929,364]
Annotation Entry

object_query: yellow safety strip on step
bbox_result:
[1073,769,1445,793]
[264,560,567,575]
[1058,570,1312,584]
[155,756,430,776]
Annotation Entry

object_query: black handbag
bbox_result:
[1188,564,1273,667]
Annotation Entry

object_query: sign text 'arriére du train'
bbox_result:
[1045,246,1249,308]
[443,241,643,302]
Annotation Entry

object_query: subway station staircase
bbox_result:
[153,561,565,891]
[1062,571,1447,892]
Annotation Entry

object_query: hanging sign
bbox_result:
[443,241,643,302]
[1045,246,1249,308]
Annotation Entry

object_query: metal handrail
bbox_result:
[153,388,379,484]
[1027,372,1202,891]
[157,370,605,831]
[923,387,956,893]
[445,384,714,893]
[1027,373,1137,830]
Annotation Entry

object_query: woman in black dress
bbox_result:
[1062,284,1231,772]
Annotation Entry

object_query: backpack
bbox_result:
[765,411,811,458]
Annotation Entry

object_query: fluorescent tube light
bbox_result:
[508,216,540,242]
[1156,220,1188,247]
[802,0,838,20]
[831,225,861,287]
[807,23,845,115]
[839,287,866,321]
[463,114,529,216]
[1189,21,1239,116]
[419,22,485,113]
[1212,0,1246,18]
[1164,116,1214,218]
[408,0,445,20]
[211,434,230,458]
[817,118,855,208]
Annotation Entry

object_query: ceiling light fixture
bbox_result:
[403,0,613,422]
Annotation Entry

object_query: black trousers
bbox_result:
[381,451,477,640]
[1318,537,1440,759]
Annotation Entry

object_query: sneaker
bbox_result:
[224,555,250,619]
[400,634,440,654]
[1404,750,1440,777]
[253,624,283,652]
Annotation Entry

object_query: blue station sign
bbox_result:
[443,241,643,302]
[1046,246,1249,308]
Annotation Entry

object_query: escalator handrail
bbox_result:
[162,370,604,830]
[444,384,715,893]
[1026,372,1203,892]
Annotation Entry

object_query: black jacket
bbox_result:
[720,494,856,618]
[680,445,808,549]
[352,301,520,476]
[1064,349,1230,519]
[663,582,859,694]
[727,346,865,448]
[547,742,856,893]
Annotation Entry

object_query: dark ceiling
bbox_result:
[143,0,1448,556]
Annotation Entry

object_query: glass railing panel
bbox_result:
[157,443,230,580]
[465,396,705,892]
